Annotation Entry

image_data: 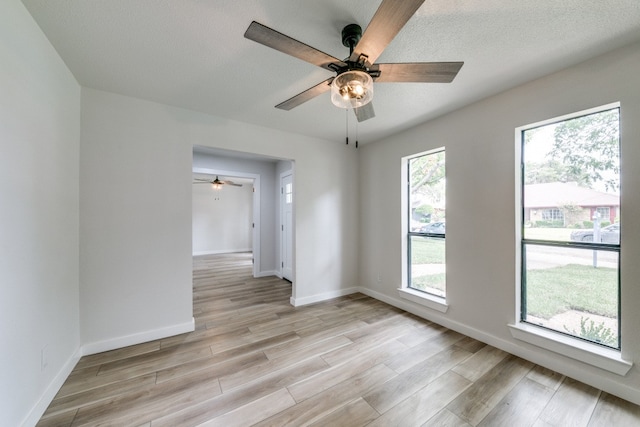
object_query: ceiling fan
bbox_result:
[193,176,243,189]
[244,0,463,123]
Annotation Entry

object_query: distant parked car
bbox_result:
[420,221,445,235]
[570,223,620,244]
[410,220,424,232]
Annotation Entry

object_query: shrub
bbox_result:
[534,220,565,228]
[535,220,552,228]
[583,220,593,228]
[564,317,617,346]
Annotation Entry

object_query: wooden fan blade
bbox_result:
[275,77,334,110]
[350,0,426,64]
[354,102,375,122]
[193,181,212,184]
[226,182,243,187]
[372,62,464,83]
[245,21,347,71]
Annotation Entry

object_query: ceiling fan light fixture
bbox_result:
[212,177,223,190]
[330,70,373,109]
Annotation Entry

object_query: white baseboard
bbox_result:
[255,270,279,278]
[21,347,82,427]
[82,318,195,356]
[358,286,515,349]
[290,287,360,307]
[358,286,640,406]
[192,249,252,256]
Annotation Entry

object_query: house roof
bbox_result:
[524,182,619,208]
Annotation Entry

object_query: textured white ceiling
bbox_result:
[22,0,640,144]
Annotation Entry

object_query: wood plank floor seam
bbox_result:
[35,253,640,427]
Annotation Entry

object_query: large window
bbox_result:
[520,105,620,349]
[407,149,446,298]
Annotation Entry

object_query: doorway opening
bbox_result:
[191,145,294,292]
[192,167,260,277]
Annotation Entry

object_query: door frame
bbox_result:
[192,167,261,278]
[279,170,294,282]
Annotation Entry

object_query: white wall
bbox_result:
[192,179,253,255]
[80,87,359,354]
[80,89,195,353]
[0,1,81,425]
[359,41,640,404]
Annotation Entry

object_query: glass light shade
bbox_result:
[330,70,374,109]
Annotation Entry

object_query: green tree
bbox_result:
[524,159,590,186]
[409,151,445,222]
[559,203,582,227]
[551,108,620,191]
[409,151,445,205]
[410,152,445,194]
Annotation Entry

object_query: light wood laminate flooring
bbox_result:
[38,253,640,426]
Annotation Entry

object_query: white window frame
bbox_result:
[596,207,610,221]
[399,148,448,313]
[509,102,631,375]
[541,208,564,222]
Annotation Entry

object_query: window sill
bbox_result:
[398,288,448,313]
[508,322,632,376]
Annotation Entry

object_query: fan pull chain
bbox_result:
[355,115,359,148]
[345,109,349,145]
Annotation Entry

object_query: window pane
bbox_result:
[409,235,445,297]
[523,244,619,348]
[408,149,445,298]
[522,108,620,243]
[409,151,445,233]
[285,183,292,204]
[520,106,621,349]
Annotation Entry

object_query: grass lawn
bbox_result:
[525,264,618,319]
[410,236,444,264]
[410,233,617,325]
[411,274,445,293]
[410,237,445,294]
[524,227,574,241]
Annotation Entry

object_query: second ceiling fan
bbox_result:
[244,0,463,122]
[193,176,243,189]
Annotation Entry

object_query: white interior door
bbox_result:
[281,173,293,281]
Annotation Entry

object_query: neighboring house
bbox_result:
[524,182,619,225]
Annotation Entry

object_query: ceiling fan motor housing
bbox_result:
[341,24,362,52]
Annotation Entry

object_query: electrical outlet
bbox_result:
[377,273,381,283]
[41,345,48,371]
